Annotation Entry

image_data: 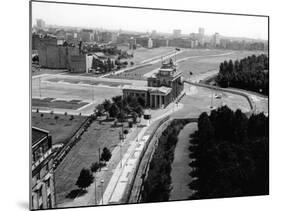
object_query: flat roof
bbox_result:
[32,127,49,146]
[123,85,172,95]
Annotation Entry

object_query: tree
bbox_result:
[90,162,100,173]
[76,168,94,190]
[117,110,126,122]
[100,147,112,162]
[54,115,59,123]
[69,115,74,121]
[109,104,119,118]
[102,99,111,112]
[132,111,138,124]
[95,104,104,117]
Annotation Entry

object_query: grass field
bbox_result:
[32,67,68,76]
[106,49,266,81]
[169,122,197,200]
[118,46,175,64]
[46,77,131,87]
[32,76,123,114]
[54,121,127,204]
[32,98,88,110]
[177,50,265,78]
[32,112,87,145]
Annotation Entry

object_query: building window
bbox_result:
[45,163,49,172]
[47,195,52,208]
[38,186,42,198]
[46,178,50,189]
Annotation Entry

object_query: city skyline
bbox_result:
[32,1,268,40]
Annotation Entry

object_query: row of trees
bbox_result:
[76,147,112,190]
[216,54,269,95]
[188,106,269,199]
[142,120,187,202]
[95,95,144,123]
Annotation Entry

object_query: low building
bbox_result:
[31,127,55,210]
[123,59,184,108]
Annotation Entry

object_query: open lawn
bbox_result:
[54,121,128,204]
[177,50,265,78]
[32,98,88,110]
[32,76,123,115]
[169,122,197,200]
[32,112,87,145]
[46,77,131,87]
[106,49,266,81]
[32,67,68,76]
[118,46,175,64]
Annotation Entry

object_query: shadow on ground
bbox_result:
[66,189,87,199]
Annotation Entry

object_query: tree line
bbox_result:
[188,106,269,199]
[95,95,144,123]
[216,54,269,95]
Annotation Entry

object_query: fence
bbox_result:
[53,115,96,169]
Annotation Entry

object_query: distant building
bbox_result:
[212,32,220,47]
[31,127,55,210]
[38,36,79,69]
[148,38,153,48]
[36,19,45,29]
[198,27,205,46]
[80,29,93,42]
[168,38,192,48]
[199,27,205,36]
[153,38,169,48]
[99,31,113,43]
[123,59,184,108]
[173,29,181,38]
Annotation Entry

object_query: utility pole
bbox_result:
[210,89,213,109]
[39,76,42,98]
[94,174,97,205]
[98,148,101,171]
[119,131,123,168]
[100,179,104,205]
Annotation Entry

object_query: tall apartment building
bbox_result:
[173,29,182,38]
[36,19,46,29]
[31,127,55,210]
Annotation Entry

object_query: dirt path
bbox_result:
[169,122,197,201]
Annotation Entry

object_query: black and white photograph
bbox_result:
[30,0,269,210]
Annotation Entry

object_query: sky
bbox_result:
[31,1,268,40]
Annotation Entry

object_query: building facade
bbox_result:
[31,127,55,210]
[123,59,184,108]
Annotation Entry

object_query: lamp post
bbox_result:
[100,179,104,205]
[119,131,123,168]
[39,76,42,98]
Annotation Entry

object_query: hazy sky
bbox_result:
[32,1,268,40]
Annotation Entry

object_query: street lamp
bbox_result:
[100,179,104,205]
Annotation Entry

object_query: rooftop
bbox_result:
[32,127,49,146]
[123,85,172,95]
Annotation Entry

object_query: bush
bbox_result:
[100,147,112,162]
[76,168,94,190]
[90,162,100,173]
